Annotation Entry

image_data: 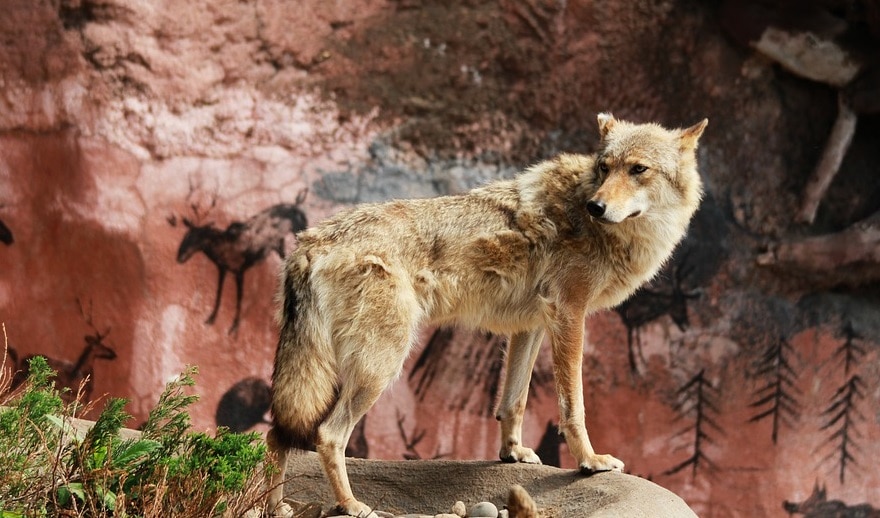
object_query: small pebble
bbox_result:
[468,502,499,518]
[498,511,509,518]
[452,501,467,517]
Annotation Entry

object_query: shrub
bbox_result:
[0,358,271,518]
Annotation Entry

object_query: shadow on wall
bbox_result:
[215,377,271,433]
[214,376,370,458]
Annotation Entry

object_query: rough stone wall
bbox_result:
[1,0,879,516]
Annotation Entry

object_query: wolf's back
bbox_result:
[270,252,337,449]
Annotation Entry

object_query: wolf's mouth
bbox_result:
[626,210,642,219]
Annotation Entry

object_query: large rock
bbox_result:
[282,452,697,518]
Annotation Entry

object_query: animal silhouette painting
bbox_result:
[615,254,700,373]
[784,484,880,517]
[176,190,308,334]
[215,377,271,432]
[12,306,117,403]
[0,218,12,245]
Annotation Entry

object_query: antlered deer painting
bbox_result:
[175,190,309,334]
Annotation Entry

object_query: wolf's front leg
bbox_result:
[496,329,545,464]
[549,315,624,474]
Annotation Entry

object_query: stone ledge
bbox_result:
[282,452,698,517]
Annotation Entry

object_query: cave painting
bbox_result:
[174,190,308,334]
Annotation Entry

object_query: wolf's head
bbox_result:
[585,113,707,225]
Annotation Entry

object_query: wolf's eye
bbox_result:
[630,164,648,175]
[598,162,609,174]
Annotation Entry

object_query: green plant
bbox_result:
[0,358,271,518]
[0,355,65,516]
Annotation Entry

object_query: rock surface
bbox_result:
[282,452,697,518]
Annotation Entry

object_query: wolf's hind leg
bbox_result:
[316,279,418,515]
[265,427,293,517]
[315,342,413,518]
[496,329,544,464]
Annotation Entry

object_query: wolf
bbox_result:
[267,113,708,517]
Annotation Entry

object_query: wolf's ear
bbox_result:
[597,113,616,139]
[680,119,708,150]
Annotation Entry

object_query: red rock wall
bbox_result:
[2,0,879,516]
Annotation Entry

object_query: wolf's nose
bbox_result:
[586,200,606,218]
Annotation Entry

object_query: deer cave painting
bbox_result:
[9,300,117,403]
[535,420,563,468]
[174,190,308,334]
[397,410,451,460]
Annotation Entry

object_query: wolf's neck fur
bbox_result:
[510,153,701,306]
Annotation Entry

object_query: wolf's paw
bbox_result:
[333,499,377,518]
[499,445,542,465]
[579,453,625,474]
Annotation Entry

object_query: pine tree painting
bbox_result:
[821,375,865,484]
[820,321,868,484]
[665,369,721,479]
[748,335,801,444]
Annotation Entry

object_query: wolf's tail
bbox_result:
[269,253,337,450]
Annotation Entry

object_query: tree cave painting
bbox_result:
[820,321,868,484]
[173,189,308,334]
[665,369,720,479]
[748,334,801,444]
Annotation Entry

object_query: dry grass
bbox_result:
[1,323,12,398]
